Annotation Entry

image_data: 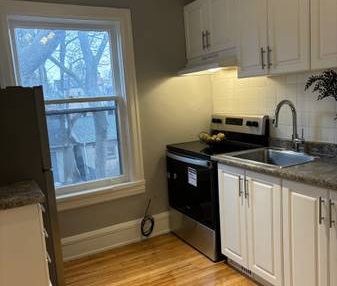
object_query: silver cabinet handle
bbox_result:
[43,228,49,239]
[202,31,206,50]
[244,179,249,199]
[260,47,266,69]
[46,252,52,264]
[206,30,211,49]
[319,197,325,225]
[239,177,243,197]
[330,199,335,228]
[267,46,272,69]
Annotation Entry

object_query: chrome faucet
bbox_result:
[273,100,305,152]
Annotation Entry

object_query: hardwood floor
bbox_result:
[64,234,257,286]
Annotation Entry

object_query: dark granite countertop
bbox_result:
[212,153,337,191]
[0,181,44,210]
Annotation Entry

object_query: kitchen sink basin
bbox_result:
[226,148,317,168]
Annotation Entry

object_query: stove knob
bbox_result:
[246,121,259,127]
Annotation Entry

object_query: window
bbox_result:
[12,27,125,189]
[0,2,144,207]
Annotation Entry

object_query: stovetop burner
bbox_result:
[167,140,262,160]
[167,114,269,160]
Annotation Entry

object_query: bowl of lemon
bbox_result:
[199,132,226,146]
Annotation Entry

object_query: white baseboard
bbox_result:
[61,211,170,262]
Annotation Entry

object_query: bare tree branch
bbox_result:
[94,34,108,65]
[48,56,83,88]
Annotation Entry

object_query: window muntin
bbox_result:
[10,24,128,190]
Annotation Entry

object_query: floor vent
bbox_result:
[227,259,253,278]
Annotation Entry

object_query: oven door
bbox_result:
[166,151,216,229]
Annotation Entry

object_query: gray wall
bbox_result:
[21,0,212,238]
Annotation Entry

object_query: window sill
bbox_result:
[56,180,146,211]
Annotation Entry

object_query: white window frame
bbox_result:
[0,0,145,210]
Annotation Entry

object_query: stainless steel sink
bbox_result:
[224,148,317,168]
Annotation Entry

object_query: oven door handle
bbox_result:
[167,152,210,167]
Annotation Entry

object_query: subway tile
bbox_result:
[210,70,337,143]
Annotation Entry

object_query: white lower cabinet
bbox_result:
[330,191,337,286]
[282,180,328,286]
[0,204,50,286]
[218,164,283,285]
[218,165,248,267]
[218,164,337,286]
[246,171,283,286]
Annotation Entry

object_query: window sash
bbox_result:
[8,18,125,101]
[45,96,129,193]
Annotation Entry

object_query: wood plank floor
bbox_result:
[64,234,257,286]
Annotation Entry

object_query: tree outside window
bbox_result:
[13,27,124,188]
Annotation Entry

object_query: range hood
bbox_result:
[178,50,237,76]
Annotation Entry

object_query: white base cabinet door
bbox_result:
[218,165,283,286]
[311,0,337,70]
[218,165,248,268]
[0,204,50,286]
[282,181,328,286]
[246,172,283,286]
[330,191,337,286]
[267,0,310,74]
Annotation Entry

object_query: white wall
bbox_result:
[211,68,337,143]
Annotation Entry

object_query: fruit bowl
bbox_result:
[199,132,226,146]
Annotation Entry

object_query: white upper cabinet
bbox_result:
[237,0,310,77]
[184,0,209,59]
[268,0,310,74]
[237,0,268,77]
[311,0,337,70]
[246,172,283,286]
[208,0,236,54]
[282,181,328,286]
[184,0,236,60]
[330,191,337,286]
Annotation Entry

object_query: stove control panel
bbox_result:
[210,114,268,135]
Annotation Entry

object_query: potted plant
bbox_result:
[305,70,337,119]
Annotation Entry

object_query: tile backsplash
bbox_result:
[211,68,337,144]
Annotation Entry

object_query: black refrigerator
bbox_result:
[0,86,65,286]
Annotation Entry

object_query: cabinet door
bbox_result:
[268,0,310,74]
[246,172,283,286]
[330,191,337,286]
[0,204,50,286]
[311,0,337,70]
[207,0,236,54]
[184,0,208,59]
[218,165,248,267]
[237,0,268,78]
[283,181,328,286]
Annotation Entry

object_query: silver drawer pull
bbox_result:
[43,228,49,239]
[319,197,325,225]
[330,200,335,228]
[46,252,52,264]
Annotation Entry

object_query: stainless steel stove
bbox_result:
[166,114,269,261]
